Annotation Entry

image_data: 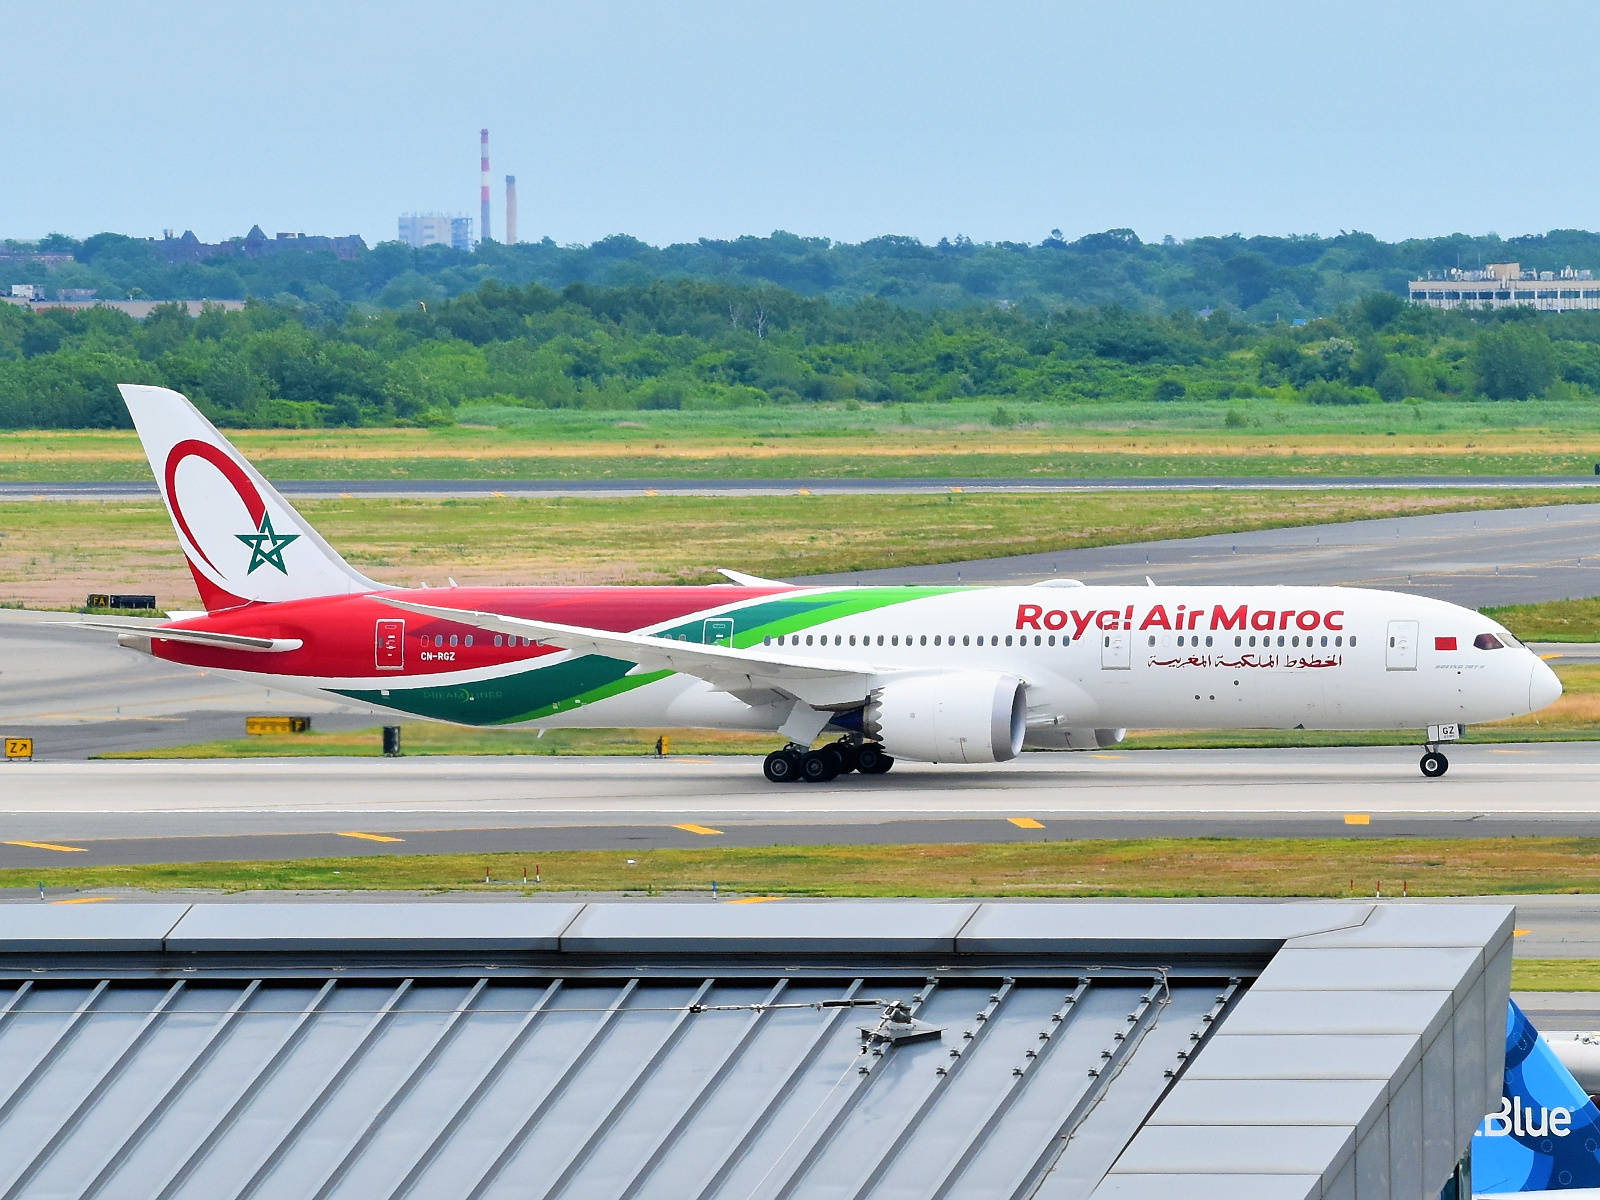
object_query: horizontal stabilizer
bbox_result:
[715,568,790,587]
[76,621,303,653]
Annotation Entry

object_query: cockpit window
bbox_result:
[1474,633,1505,650]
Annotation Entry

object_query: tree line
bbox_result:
[0,279,1592,429]
[9,227,1600,322]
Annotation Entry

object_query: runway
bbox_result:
[8,476,1600,501]
[803,501,1600,605]
[4,744,1600,868]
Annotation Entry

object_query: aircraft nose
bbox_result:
[1530,657,1563,712]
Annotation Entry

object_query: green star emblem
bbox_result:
[235,511,300,574]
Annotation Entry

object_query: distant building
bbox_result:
[8,284,38,300]
[0,297,247,318]
[1408,261,1600,310]
[398,213,474,252]
[152,226,366,265]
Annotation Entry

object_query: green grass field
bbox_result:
[1485,597,1600,642]
[10,836,1600,899]
[7,398,1600,481]
[6,487,1587,607]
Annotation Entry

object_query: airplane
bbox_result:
[1474,999,1600,1198]
[84,384,1562,783]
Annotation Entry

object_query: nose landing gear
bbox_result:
[1419,748,1449,778]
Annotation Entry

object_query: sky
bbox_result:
[8,0,1600,249]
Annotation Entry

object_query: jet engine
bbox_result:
[866,673,1027,764]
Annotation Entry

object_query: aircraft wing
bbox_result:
[75,621,304,653]
[376,597,876,708]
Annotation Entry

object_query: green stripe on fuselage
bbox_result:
[333,585,963,725]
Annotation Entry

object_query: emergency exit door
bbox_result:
[375,619,405,670]
[1100,629,1131,670]
[1385,620,1418,671]
[703,618,735,646]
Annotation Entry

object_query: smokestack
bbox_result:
[505,175,518,245]
[479,128,491,245]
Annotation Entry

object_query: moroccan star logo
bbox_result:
[235,512,299,574]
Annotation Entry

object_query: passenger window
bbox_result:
[1047,635,1055,646]
[494,635,503,647]
[1005,635,1013,646]
[434,635,444,647]
[1248,636,1256,647]
[891,635,899,646]
[877,635,884,646]
[849,635,856,646]
[1148,635,1156,647]
[963,635,970,646]
[448,635,458,647]
[1205,636,1213,647]
[1350,636,1357,647]
[920,635,928,646]
[465,635,474,647]
[1034,635,1042,646]
[806,635,814,646]
[1320,636,1327,648]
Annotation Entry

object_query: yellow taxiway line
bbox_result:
[4,840,87,853]
[673,823,724,836]
[1343,814,1371,826]
[335,831,404,843]
[1007,817,1046,829]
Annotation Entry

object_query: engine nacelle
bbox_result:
[1023,726,1126,751]
[867,673,1026,764]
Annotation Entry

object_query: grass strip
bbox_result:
[3,487,1592,608]
[1511,960,1600,991]
[1487,597,1600,643]
[11,837,1600,898]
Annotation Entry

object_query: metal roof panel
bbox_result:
[163,902,582,952]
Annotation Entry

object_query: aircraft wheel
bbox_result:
[763,750,801,783]
[801,749,841,782]
[834,744,861,773]
[856,745,894,775]
[1419,751,1449,779]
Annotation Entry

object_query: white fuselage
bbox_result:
[225,583,1560,741]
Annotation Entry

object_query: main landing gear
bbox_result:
[762,740,895,783]
[1419,747,1449,778]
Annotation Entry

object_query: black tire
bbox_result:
[856,745,894,775]
[763,750,800,783]
[835,744,861,773]
[801,749,840,782]
[1420,751,1449,779]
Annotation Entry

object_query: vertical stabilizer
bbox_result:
[1474,999,1600,1193]
[119,384,378,611]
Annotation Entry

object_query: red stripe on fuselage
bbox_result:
[143,585,798,677]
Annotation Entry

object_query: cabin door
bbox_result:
[375,619,405,670]
[1100,629,1131,670]
[1385,620,1418,671]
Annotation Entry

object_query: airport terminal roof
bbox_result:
[0,898,1511,1199]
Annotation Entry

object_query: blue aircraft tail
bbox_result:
[1474,999,1600,1193]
